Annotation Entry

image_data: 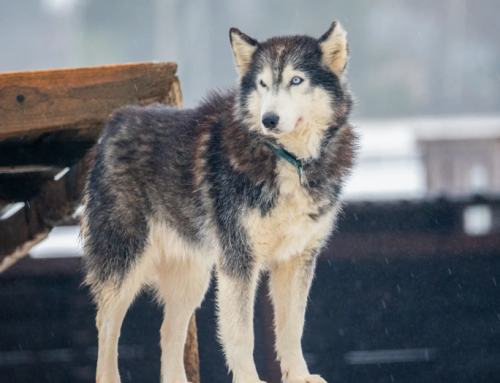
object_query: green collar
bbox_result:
[265,143,314,184]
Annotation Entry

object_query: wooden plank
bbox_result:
[0,62,180,141]
[0,159,88,269]
[0,165,59,174]
[0,61,183,261]
[0,232,49,273]
[0,133,95,168]
[184,315,201,383]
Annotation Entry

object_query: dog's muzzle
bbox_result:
[262,113,279,130]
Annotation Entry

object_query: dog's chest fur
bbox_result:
[244,160,337,264]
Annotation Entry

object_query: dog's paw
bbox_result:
[286,374,327,383]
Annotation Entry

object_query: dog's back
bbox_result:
[82,98,228,294]
[84,104,187,289]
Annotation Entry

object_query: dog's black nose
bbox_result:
[262,113,280,129]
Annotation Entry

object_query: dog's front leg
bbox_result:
[269,251,326,383]
[217,266,264,383]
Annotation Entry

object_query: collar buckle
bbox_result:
[265,143,313,185]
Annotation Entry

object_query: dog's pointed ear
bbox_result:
[230,27,259,76]
[319,21,348,78]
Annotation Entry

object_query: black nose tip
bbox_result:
[262,113,280,129]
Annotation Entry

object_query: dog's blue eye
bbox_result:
[291,77,303,85]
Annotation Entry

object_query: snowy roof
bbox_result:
[355,115,500,142]
[344,118,424,200]
[344,115,500,200]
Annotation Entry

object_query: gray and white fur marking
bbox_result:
[82,20,357,383]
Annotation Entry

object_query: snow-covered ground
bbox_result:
[29,226,83,259]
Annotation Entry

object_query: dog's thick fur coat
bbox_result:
[82,21,356,383]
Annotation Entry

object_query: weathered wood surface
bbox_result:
[0,161,87,272]
[184,314,201,383]
[0,62,181,266]
[0,159,89,271]
[0,62,180,141]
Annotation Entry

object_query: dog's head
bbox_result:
[230,22,351,143]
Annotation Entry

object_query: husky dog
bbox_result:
[82,21,356,383]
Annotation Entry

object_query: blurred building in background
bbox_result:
[3,0,499,197]
[418,116,500,195]
[348,115,500,199]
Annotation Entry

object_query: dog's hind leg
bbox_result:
[269,251,326,383]
[94,277,143,383]
[156,257,212,383]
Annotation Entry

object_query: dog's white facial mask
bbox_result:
[257,65,305,136]
[254,65,336,137]
[230,22,349,147]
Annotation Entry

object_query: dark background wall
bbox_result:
[1,197,499,383]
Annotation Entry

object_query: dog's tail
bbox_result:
[80,123,150,301]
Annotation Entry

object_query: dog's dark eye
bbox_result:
[259,80,267,88]
[291,77,303,86]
